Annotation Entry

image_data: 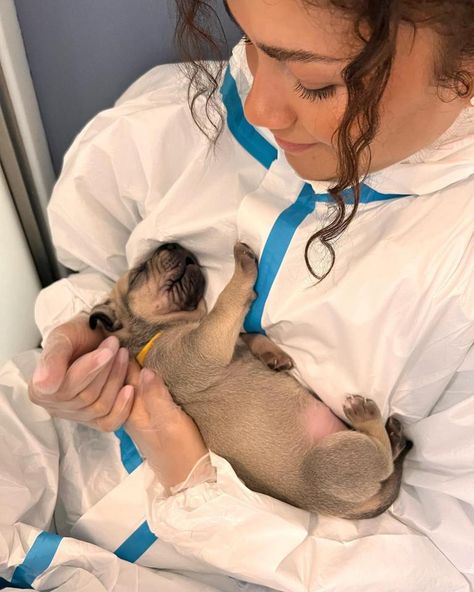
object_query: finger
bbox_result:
[133,368,185,429]
[68,347,129,412]
[31,332,75,396]
[30,314,107,397]
[126,358,142,388]
[42,337,120,404]
[94,385,135,432]
[61,348,128,415]
[48,383,134,429]
[59,336,121,401]
[139,368,173,402]
[31,334,119,403]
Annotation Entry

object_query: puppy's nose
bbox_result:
[161,242,180,251]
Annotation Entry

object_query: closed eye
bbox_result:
[294,81,337,102]
[128,262,148,290]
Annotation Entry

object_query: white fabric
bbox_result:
[1,40,473,590]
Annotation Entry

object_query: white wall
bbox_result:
[0,167,41,365]
[13,0,240,175]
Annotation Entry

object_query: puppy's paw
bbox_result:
[260,350,294,372]
[385,416,408,460]
[343,395,381,427]
[234,242,258,274]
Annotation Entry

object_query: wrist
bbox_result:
[132,426,209,489]
[168,452,216,495]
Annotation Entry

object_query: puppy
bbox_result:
[90,242,411,519]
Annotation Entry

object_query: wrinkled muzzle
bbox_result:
[154,243,205,311]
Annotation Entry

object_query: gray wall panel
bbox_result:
[14,0,239,177]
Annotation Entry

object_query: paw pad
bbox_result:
[343,395,381,424]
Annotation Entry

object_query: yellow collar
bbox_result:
[136,331,162,367]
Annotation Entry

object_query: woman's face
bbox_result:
[226,0,470,182]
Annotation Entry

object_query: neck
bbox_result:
[124,318,167,356]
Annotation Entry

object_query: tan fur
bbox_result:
[90,242,411,519]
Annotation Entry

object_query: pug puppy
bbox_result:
[90,242,411,519]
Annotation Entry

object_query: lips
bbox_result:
[274,136,318,154]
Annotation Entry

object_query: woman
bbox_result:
[2,0,473,590]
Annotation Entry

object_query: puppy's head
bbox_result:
[89,243,206,347]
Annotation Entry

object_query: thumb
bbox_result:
[32,332,74,396]
[139,368,174,403]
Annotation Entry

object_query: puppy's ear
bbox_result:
[89,302,123,332]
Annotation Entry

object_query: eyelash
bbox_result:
[294,81,337,102]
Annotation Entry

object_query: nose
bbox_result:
[160,242,180,251]
[155,242,181,259]
[244,62,296,131]
[158,243,198,265]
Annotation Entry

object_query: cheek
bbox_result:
[304,109,339,144]
[298,98,346,145]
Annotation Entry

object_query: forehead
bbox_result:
[226,0,360,61]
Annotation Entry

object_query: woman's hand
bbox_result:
[28,314,134,431]
[126,362,208,489]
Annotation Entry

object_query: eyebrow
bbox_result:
[223,0,346,64]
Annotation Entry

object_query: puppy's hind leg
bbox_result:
[343,395,393,467]
[299,397,399,518]
[386,416,410,460]
[186,243,258,367]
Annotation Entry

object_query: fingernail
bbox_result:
[32,363,59,395]
[94,348,115,366]
[122,384,134,401]
[140,368,156,385]
[32,363,49,384]
[98,336,120,353]
[118,385,134,416]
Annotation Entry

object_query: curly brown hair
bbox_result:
[174,0,474,279]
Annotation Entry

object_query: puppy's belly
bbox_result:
[304,399,348,443]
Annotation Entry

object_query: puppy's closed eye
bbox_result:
[128,262,149,290]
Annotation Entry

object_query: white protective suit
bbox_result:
[1,40,473,591]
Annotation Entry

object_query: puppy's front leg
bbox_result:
[241,333,294,371]
[186,242,258,367]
